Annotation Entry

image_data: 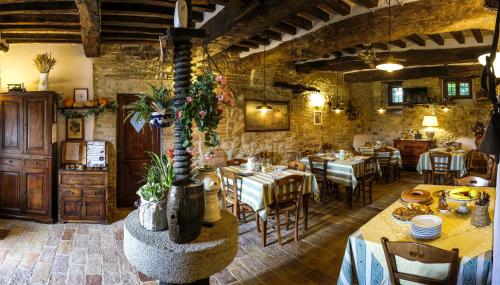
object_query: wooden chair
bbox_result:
[263,174,305,246]
[429,151,452,185]
[465,150,489,174]
[227,158,247,166]
[381,237,459,285]
[220,168,257,225]
[358,157,376,205]
[454,176,490,187]
[486,156,497,187]
[308,155,338,203]
[374,147,394,183]
[320,143,333,153]
[287,160,306,172]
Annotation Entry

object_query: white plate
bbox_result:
[411,215,442,228]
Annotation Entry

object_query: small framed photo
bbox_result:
[313,111,323,125]
[74,88,89,103]
[66,117,85,140]
[61,141,87,165]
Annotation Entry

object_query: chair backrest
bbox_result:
[227,158,247,166]
[429,151,452,174]
[287,160,306,172]
[381,237,459,285]
[363,156,377,181]
[374,147,393,167]
[272,174,305,207]
[488,156,497,187]
[465,150,489,173]
[220,168,241,216]
[454,176,490,187]
[307,155,328,179]
[320,143,333,153]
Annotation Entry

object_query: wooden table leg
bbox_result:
[346,186,353,209]
[302,193,310,231]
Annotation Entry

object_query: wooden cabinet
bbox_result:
[0,91,56,223]
[394,139,434,169]
[59,170,107,223]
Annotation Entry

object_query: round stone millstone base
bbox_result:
[124,209,238,284]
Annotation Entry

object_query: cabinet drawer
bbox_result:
[60,173,107,186]
[2,158,22,167]
[83,189,105,198]
[60,188,82,197]
[25,159,48,169]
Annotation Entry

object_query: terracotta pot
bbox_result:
[193,166,221,223]
[63,98,74,108]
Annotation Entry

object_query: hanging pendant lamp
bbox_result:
[376,1,403,72]
[332,57,344,114]
[257,40,272,112]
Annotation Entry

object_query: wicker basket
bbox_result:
[471,204,491,227]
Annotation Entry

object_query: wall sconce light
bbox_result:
[309,92,325,109]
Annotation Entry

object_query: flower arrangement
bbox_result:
[177,72,235,151]
[137,151,174,202]
[125,84,174,128]
[34,53,57,73]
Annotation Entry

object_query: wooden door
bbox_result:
[0,95,23,154]
[24,95,50,155]
[117,94,160,207]
[0,167,22,213]
[24,168,49,216]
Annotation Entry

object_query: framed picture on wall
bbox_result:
[74,88,89,103]
[61,141,87,165]
[313,111,322,125]
[66,117,85,140]
[244,100,290,132]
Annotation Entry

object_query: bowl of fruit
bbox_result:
[447,187,480,214]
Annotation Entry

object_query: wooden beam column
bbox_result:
[75,0,100,57]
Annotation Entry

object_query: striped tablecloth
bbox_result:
[300,156,369,189]
[416,149,467,177]
[358,146,403,167]
[220,166,319,219]
[338,184,494,285]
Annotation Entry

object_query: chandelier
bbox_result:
[358,43,378,65]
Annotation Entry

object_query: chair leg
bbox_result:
[260,218,267,247]
[362,182,366,206]
[276,210,282,245]
[242,208,247,223]
[285,211,290,230]
[369,181,373,204]
[294,208,300,242]
[256,213,261,233]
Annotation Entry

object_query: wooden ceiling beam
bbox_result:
[301,7,330,22]
[406,34,426,46]
[451,31,466,44]
[247,35,270,46]
[318,0,351,16]
[100,2,204,22]
[372,43,388,50]
[238,0,495,66]
[283,14,313,31]
[237,40,259,49]
[296,46,491,73]
[271,22,297,35]
[0,14,79,25]
[427,33,445,45]
[101,25,167,34]
[227,45,250,52]
[342,47,357,54]
[75,0,100,57]
[390,39,406,48]
[471,29,484,43]
[344,65,483,83]
[262,30,282,41]
[0,25,80,32]
[349,0,379,9]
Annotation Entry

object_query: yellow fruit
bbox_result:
[469,190,479,198]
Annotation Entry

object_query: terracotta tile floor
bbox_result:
[0,172,422,285]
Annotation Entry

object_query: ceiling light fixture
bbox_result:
[332,57,344,114]
[257,38,272,112]
[376,0,403,72]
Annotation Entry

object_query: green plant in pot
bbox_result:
[125,84,175,129]
[137,151,174,231]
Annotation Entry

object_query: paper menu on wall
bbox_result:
[86,141,106,167]
[65,142,81,161]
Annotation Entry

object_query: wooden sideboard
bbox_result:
[58,170,108,223]
[394,139,434,170]
[0,91,57,223]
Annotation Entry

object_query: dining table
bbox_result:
[338,184,494,285]
[358,146,403,167]
[416,148,468,182]
[300,154,371,208]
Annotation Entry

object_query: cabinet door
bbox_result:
[0,96,23,154]
[0,168,22,213]
[24,168,49,216]
[24,95,50,155]
[60,195,82,221]
[83,197,105,222]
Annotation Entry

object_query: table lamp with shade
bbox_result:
[422,115,438,140]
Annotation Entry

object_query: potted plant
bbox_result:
[125,84,174,129]
[33,53,56,91]
[137,151,174,231]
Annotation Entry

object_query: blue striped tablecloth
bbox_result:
[220,166,319,219]
[300,156,369,189]
[416,149,467,177]
[338,184,494,285]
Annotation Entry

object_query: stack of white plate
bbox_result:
[410,215,442,240]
